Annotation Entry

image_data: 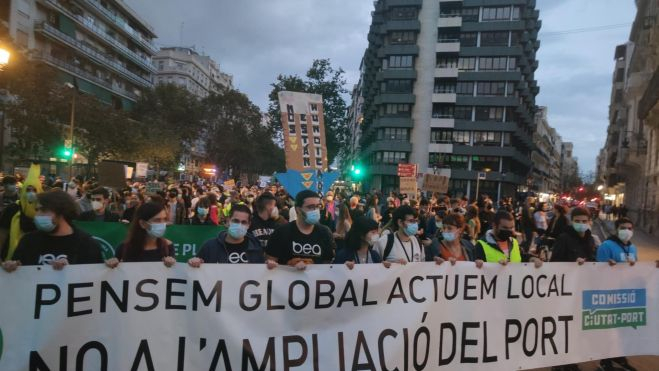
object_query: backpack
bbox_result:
[383,233,395,260]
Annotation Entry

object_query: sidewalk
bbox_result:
[596,215,659,262]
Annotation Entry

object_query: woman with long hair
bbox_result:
[105,202,176,267]
[190,196,215,225]
[335,216,383,268]
[464,205,481,243]
[365,195,382,224]
[333,202,353,251]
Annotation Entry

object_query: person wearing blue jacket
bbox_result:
[595,217,637,371]
[188,204,266,266]
[596,217,638,266]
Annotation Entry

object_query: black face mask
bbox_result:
[496,229,513,241]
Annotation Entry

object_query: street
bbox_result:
[529,217,659,371]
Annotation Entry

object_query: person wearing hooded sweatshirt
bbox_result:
[188,204,265,266]
[0,164,42,261]
[594,217,638,371]
[550,207,598,265]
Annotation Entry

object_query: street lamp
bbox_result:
[64,82,77,179]
[0,45,10,70]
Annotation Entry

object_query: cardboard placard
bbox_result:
[399,176,417,197]
[422,174,449,194]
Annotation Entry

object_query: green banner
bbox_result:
[74,222,226,262]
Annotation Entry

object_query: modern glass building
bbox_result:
[357,0,541,199]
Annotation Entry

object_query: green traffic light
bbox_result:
[354,168,361,175]
[63,149,72,157]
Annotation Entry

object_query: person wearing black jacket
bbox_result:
[550,207,597,264]
[78,187,120,222]
[188,204,265,265]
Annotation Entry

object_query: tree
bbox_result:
[267,59,350,165]
[204,88,284,176]
[130,84,205,168]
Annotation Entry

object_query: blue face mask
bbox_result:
[573,222,590,233]
[404,222,419,236]
[34,215,56,233]
[197,207,208,217]
[228,222,248,239]
[442,231,457,242]
[304,209,321,225]
[147,223,167,238]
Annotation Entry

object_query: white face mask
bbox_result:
[368,233,380,246]
[92,201,104,211]
[617,229,633,242]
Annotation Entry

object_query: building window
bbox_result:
[378,151,408,164]
[479,57,508,71]
[505,107,517,122]
[437,56,458,68]
[382,79,413,93]
[456,82,474,96]
[503,132,512,146]
[460,32,477,47]
[480,31,509,47]
[158,61,164,70]
[380,104,411,117]
[472,156,500,171]
[378,128,410,141]
[458,57,477,71]
[16,30,29,47]
[434,81,456,93]
[508,57,518,71]
[388,7,417,20]
[477,81,507,96]
[473,131,502,146]
[615,68,625,83]
[512,6,521,20]
[431,154,469,169]
[431,130,470,144]
[510,32,521,46]
[482,6,511,21]
[461,7,480,22]
[389,31,416,45]
[475,106,504,121]
[438,32,460,43]
[432,104,454,119]
[380,103,411,116]
[384,55,414,69]
[454,106,473,120]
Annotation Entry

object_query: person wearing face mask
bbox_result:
[166,188,186,225]
[596,217,637,266]
[188,205,265,266]
[434,214,474,265]
[78,187,120,222]
[265,190,336,270]
[550,207,598,264]
[106,202,175,267]
[0,164,43,261]
[248,192,287,249]
[374,205,425,264]
[190,197,216,226]
[0,175,19,213]
[474,210,543,268]
[335,216,383,267]
[1,189,102,272]
[121,193,141,223]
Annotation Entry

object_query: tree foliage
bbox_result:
[267,59,350,165]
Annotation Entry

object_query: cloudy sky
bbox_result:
[126,0,636,173]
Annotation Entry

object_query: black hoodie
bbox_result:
[550,226,596,262]
[197,231,265,264]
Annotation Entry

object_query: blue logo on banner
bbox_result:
[582,289,646,330]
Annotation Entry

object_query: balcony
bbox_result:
[34,52,139,101]
[429,143,453,153]
[430,118,455,128]
[38,0,155,73]
[80,0,158,54]
[438,17,462,28]
[435,67,459,78]
[35,21,153,88]
[436,42,460,53]
[432,93,457,103]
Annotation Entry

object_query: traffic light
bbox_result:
[351,164,363,179]
[59,146,74,160]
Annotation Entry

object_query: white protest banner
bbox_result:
[0,263,657,370]
[135,162,148,178]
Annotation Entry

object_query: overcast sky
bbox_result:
[126,0,636,173]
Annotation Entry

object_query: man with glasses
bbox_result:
[77,187,120,222]
[375,205,425,263]
[188,204,265,265]
[266,190,335,270]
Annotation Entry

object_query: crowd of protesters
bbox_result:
[0,166,656,371]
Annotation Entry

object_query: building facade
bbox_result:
[598,0,658,236]
[531,106,561,193]
[153,46,233,99]
[2,0,157,110]
[357,0,541,200]
[560,141,579,193]
[346,57,365,174]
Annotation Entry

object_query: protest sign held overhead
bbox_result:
[278,91,328,171]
